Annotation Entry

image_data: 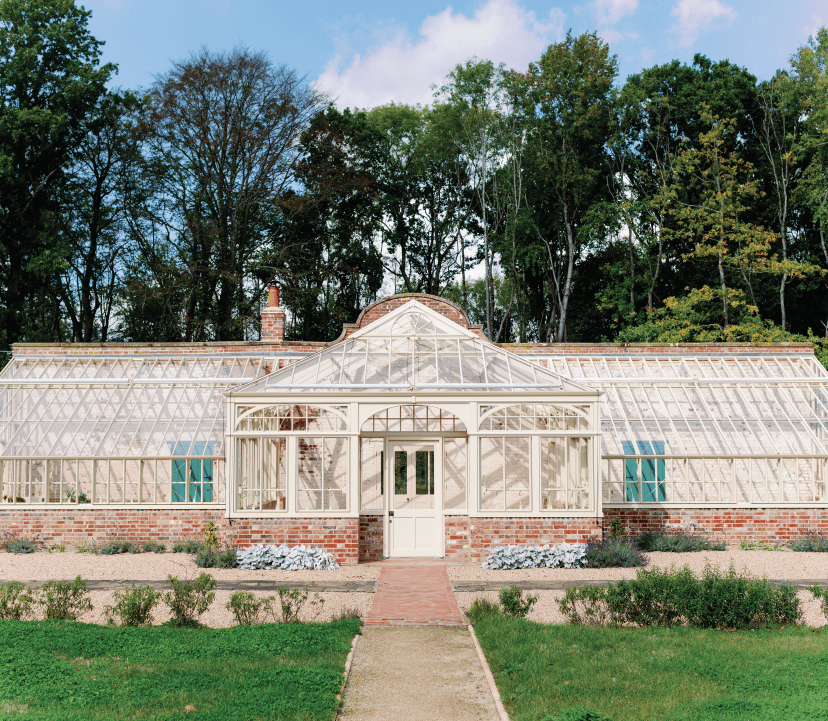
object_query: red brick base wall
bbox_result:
[603,508,828,543]
[0,510,360,564]
[445,515,471,560]
[358,515,383,562]
[466,517,603,561]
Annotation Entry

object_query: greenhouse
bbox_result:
[1,294,827,560]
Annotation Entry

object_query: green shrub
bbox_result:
[162,573,216,627]
[202,520,221,550]
[141,540,166,554]
[275,587,323,624]
[558,564,801,630]
[0,581,35,620]
[4,538,37,554]
[226,591,271,626]
[557,585,614,626]
[104,584,160,626]
[194,546,237,568]
[332,606,362,622]
[36,576,93,620]
[607,517,627,539]
[499,586,538,618]
[790,533,828,552]
[172,539,203,554]
[636,531,725,552]
[467,597,501,623]
[2,532,41,554]
[807,585,828,621]
[95,539,140,555]
[585,538,646,568]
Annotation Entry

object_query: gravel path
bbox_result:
[3,549,828,627]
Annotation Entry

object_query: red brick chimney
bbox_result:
[261,284,285,342]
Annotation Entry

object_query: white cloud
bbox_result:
[586,0,639,46]
[670,0,736,47]
[803,14,828,41]
[593,0,638,26]
[316,0,565,110]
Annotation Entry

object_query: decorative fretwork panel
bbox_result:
[362,405,465,433]
[479,404,590,432]
[236,405,347,433]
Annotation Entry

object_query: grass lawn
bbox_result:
[473,615,828,720]
[0,619,360,720]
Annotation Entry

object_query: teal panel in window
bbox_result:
[169,441,215,503]
[623,440,665,502]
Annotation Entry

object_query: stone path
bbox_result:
[341,563,501,720]
[339,626,500,721]
[365,563,466,626]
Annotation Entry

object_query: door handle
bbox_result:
[388,511,394,516]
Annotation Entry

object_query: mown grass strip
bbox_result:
[0,619,360,720]
[472,615,828,721]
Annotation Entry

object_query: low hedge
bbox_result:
[559,563,801,629]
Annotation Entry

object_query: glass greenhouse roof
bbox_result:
[545,354,828,457]
[0,356,268,458]
[234,301,590,394]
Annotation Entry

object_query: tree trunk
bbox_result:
[557,203,576,343]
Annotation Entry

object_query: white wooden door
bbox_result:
[387,441,441,557]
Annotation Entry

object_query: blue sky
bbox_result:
[84,0,828,108]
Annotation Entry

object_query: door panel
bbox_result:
[388,442,440,556]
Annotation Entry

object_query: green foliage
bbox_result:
[202,520,221,550]
[0,581,34,620]
[807,584,828,621]
[585,538,647,568]
[104,584,160,627]
[636,531,726,552]
[607,517,627,539]
[226,592,271,626]
[141,540,166,554]
[3,538,37,554]
[172,539,204,554]
[162,573,216,628]
[0,619,360,720]
[558,564,801,629]
[472,616,828,721]
[275,587,324,624]
[36,576,93,621]
[331,607,363,622]
[790,533,828,552]
[498,586,538,618]
[46,543,66,553]
[467,597,502,623]
[94,539,140,555]
[194,546,238,569]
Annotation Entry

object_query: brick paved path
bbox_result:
[364,563,467,626]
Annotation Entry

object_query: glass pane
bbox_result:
[415,451,433,495]
[395,451,407,494]
[444,438,467,510]
[360,439,384,511]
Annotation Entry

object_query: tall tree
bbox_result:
[791,27,828,336]
[58,90,142,342]
[132,46,325,341]
[521,31,617,341]
[0,0,116,348]
[437,59,506,338]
